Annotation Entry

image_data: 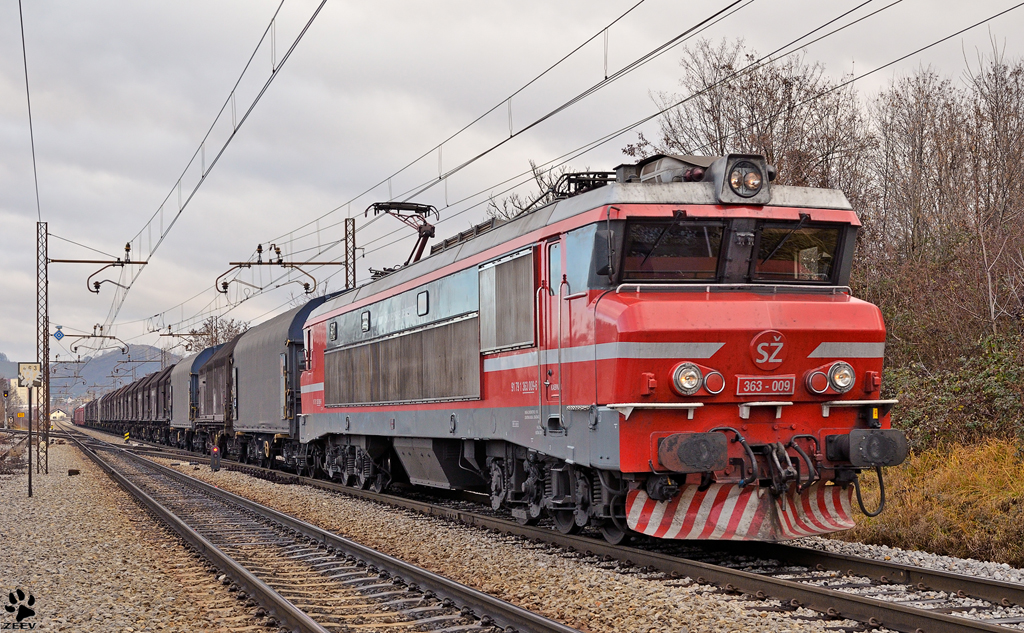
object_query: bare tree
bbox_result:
[188,317,249,349]
[627,39,874,198]
[487,160,577,221]
[628,38,1024,370]
[963,45,1024,333]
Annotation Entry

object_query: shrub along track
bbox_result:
[72,425,1024,633]
[65,428,580,633]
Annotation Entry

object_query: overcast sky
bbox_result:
[2,0,1022,366]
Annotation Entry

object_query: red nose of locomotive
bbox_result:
[607,290,907,540]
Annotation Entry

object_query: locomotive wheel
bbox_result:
[324,455,338,481]
[355,452,375,489]
[489,461,505,511]
[598,521,629,545]
[309,445,325,479]
[369,472,386,494]
[552,510,582,535]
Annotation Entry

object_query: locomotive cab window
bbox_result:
[547,241,562,294]
[753,223,840,283]
[416,291,429,316]
[622,219,724,281]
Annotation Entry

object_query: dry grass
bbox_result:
[836,439,1024,566]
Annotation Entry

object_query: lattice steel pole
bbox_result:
[36,222,48,474]
[344,217,356,289]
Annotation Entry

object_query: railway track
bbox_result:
[72,424,1024,633]
[64,428,579,633]
[0,431,28,465]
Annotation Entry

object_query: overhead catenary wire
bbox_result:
[111,1,1022,350]
[99,0,329,329]
[268,0,752,248]
[125,0,704,332]
[398,0,750,204]
[48,233,119,259]
[171,0,755,318]
[17,0,42,222]
[308,0,899,258]
[262,0,656,245]
[126,0,898,338]
[687,0,1024,155]
[339,0,1018,262]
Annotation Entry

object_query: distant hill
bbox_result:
[51,345,181,399]
[0,353,16,379]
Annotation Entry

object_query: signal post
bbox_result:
[18,363,42,497]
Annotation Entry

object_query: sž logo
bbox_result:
[3,589,35,628]
[750,330,788,370]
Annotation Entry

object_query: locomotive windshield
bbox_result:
[753,224,840,282]
[617,217,846,284]
[622,220,724,281]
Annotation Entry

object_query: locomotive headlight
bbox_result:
[728,161,764,198]
[672,363,703,396]
[828,362,856,393]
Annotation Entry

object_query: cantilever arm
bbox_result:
[86,263,131,294]
[65,334,129,354]
[215,263,252,293]
[281,263,317,294]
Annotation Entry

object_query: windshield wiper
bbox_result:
[760,213,810,265]
[638,210,685,268]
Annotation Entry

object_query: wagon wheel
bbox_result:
[260,439,273,469]
[552,510,582,535]
[598,520,630,545]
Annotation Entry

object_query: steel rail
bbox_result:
[0,434,29,462]
[67,432,331,633]
[66,428,580,633]
[744,542,1024,612]
[76,426,1024,633]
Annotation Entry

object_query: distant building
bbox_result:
[5,378,27,407]
[50,409,68,421]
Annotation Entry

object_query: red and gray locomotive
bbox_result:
[83,153,908,543]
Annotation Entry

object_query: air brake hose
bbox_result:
[787,440,819,492]
[710,426,759,487]
[853,466,886,517]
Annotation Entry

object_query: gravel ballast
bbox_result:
[805,535,1024,584]
[150,456,844,633]
[0,442,272,632]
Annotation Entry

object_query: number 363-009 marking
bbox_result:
[736,375,795,396]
